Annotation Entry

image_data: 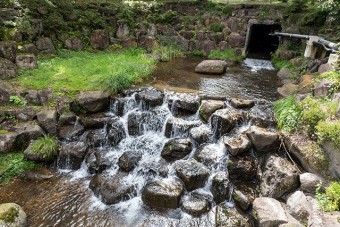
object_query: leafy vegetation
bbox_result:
[315,71,340,96]
[209,22,224,32]
[0,153,37,184]
[316,181,340,212]
[316,120,340,146]
[0,207,19,223]
[15,48,156,94]
[9,96,27,107]
[30,136,58,159]
[208,49,244,62]
[271,54,298,70]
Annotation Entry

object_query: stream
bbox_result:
[0,58,279,226]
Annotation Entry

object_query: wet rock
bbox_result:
[165,117,201,138]
[223,134,251,156]
[174,159,209,191]
[107,121,126,146]
[228,155,257,182]
[211,172,230,203]
[253,197,288,227]
[230,98,255,109]
[58,123,84,142]
[232,189,251,211]
[127,111,149,136]
[5,108,36,121]
[35,37,56,53]
[135,88,164,108]
[58,112,77,127]
[284,133,330,177]
[71,91,110,114]
[300,172,326,194]
[142,178,184,209]
[195,60,227,74]
[168,93,201,114]
[189,125,212,145]
[15,54,38,69]
[37,109,58,135]
[318,63,334,74]
[90,30,109,50]
[248,104,276,128]
[111,97,126,117]
[314,79,336,98]
[23,169,54,181]
[20,89,52,106]
[24,140,58,163]
[181,197,210,216]
[0,80,12,103]
[161,138,192,161]
[0,122,44,153]
[0,40,17,62]
[216,205,250,227]
[58,142,88,170]
[90,172,135,205]
[260,155,300,198]
[86,129,107,147]
[286,191,312,224]
[195,144,225,167]
[211,108,244,139]
[0,57,18,80]
[118,151,142,172]
[199,100,225,122]
[86,151,111,174]
[0,203,27,227]
[246,126,279,152]
[278,84,299,97]
[64,37,84,51]
[298,75,314,94]
[80,113,114,129]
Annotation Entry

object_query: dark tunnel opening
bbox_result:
[246,24,281,59]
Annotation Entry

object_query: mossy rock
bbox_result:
[0,203,26,226]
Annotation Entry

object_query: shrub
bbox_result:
[209,22,224,33]
[9,96,27,107]
[0,153,37,184]
[316,181,340,212]
[30,136,58,159]
[208,49,244,62]
[316,120,340,146]
[273,95,302,132]
[271,54,298,70]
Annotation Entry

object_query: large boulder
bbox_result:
[0,41,17,62]
[64,37,84,51]
[37,109,58,135]
[253,197,288,227]
[286,190,312,224]
[248,104,276,128]
[80,112,115,129]
[0,57,18,80]
[199,100,225,122]
[90,30,109,50]
[174,159,209,191]
[59,124,84,141]
[135,88,164,108]
[210,108,244,139]
[260,155,300,198]
[35,37,56,53]
[142,178,184,209]
[314,79,336,98]
[195,60,227,74]
[211,172,230,204]
[181,197,210,216]
[15,54,38,69]
[278,83,299,97]
[277,67,292,80]
[298,75,314,94]
[4,107,36,121]
[216,205,250,227]
[24,139,58,163]
[118,151,142,172]
[0,203,27,227]
[86,129,107,147]
[227,32,245,48]
[0,79,13,104]
[189,125,212,145]
[230,98,254,109]
[168,93,201,114]
[307,196,340,227]
[299,172,326,194]
[164,117,201,138]
[90,172,136,205]
[127,111,149,136]
[57,142,88,170]
[223,134,251,156]
[318,63,334,74]
[71,91,110,114]
[107,121,126,146]
[228,155,257,182]
[116,21,130,40]
[199,40,216,55]
[161,138,192,161]
[20,89,52,106]
[232,189,251,211]
[86,150,111,174]
[194,143,225,167]
[246,126,279,152]
[322,141,340,180]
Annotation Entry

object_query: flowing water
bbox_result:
[0,58,278,226]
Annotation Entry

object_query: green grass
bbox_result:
[208,49,244,62]
[0,153,37,184]
[316,120,340,147]
[317,181,340,212]
[271,54,298,70]
[15,48,156,94]
[30,136,58,159]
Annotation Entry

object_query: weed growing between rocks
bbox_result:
[30,136,58,159]
[316,181,340,212]
[0,153,37,184]
[15,48,156,94]
[208,49,244,62]
[273,95,301,133]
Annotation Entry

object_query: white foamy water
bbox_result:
[243,58,275,72]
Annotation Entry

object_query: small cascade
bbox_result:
[243,58,275,72]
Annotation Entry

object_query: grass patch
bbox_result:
[209,22,224,33]
[317,181,340,212]
[271,54,298,70]
[316,120,340,146]
[30,136,58,159]
[15,48,156,94]
[0,153,37,184]
[208,49,244,62]
[152,42,185,62]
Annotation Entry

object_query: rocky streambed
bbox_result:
[1,85,337,226]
